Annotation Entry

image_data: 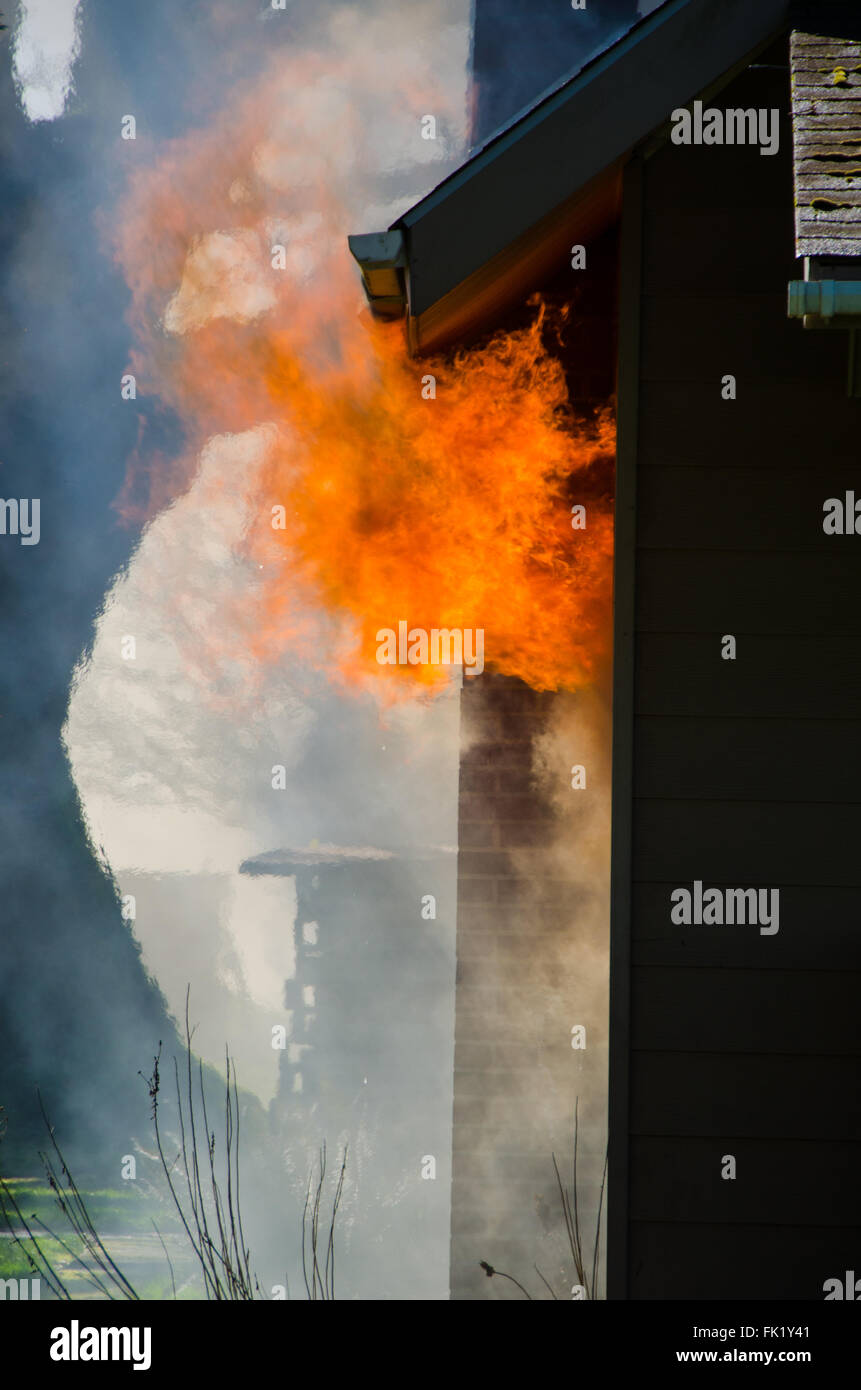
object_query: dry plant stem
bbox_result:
[36,1091,140,1300]
[1,990,345,1302]
[301,1141,347,1301]
[482,1096,608,1300]
[550,1095,608,1300]
[152,1220,177,1300]
[478,1260,534,1299]
[143,988,260,1300]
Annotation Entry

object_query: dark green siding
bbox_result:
[610,43,861,1300]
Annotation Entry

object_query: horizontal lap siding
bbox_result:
[634,717,861,801]
[629,1222,861,1300]
[635,550,861,632]
[636,634,861,717]
[633,801,861,883]
[630,968,861,1053]
[630,1137,861,1225]
[632,881,861,969]
[625,45,861,1298]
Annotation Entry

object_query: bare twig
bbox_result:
[301,1141,347,1301]
[1,989,345,1302]
[483,1097,608,1300]
[478,1260,534,1299]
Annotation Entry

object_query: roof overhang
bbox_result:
[351,0,795,355]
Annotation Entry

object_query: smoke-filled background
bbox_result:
[0,0,643,1298]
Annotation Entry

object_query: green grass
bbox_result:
[0,1173,194,1299]
[0,1179,153,1230]
[1,1233,82,1283]
[0,1234,195,1299]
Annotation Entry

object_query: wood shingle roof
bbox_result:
[792,29,861,256]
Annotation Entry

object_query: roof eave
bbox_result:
[352,0,795,355]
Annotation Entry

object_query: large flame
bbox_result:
[110,32,615,698]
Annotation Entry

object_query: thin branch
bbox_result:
[534,1264,559,1300]
[152,1220,177,1300]
[478,1261,533,1300]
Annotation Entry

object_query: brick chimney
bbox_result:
[447,211,619,1294]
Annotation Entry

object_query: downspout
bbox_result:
[786,279,861,322]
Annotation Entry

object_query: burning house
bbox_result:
[349,0,861,1300]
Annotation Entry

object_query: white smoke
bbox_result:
[13,0,82,123]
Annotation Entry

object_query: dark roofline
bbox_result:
[354,0,795,353]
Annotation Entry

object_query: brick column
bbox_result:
[450,673,608,1299]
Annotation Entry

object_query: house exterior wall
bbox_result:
[611,39,861,1299]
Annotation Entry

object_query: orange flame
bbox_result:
[110,48,615,698]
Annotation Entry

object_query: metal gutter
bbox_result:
[347,230,407,319]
